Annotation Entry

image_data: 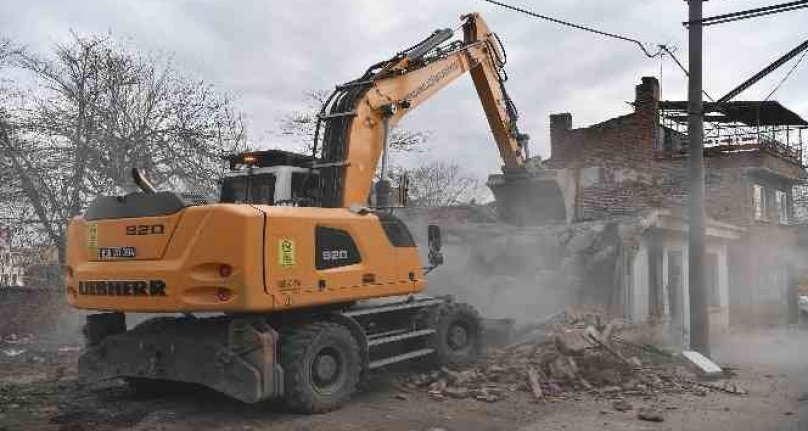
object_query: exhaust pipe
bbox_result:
[132,168,156,194]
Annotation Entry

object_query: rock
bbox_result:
[637,408,664,422]
[600,385,622,395]
[445,369,477,386]
[546,382,563,395]
[555,329,593,356]
[444,387,470,399]
[429,380,447,393]
[487,365,506,374]
[622,378,639,390]
[527,367,544,401]
[594,368,622,386]
[612,400,633,412]
[549,356,580,381]
[427,391,445,401]
[474,392,501,402]
[395,393,409,401]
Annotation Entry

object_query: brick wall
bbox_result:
[548,77,674,221]
[546,76,802,228]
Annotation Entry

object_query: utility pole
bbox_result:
[687,0,710,355]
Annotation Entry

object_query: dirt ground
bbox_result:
[0,331,804,431]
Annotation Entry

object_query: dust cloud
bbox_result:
[398,209,622,324]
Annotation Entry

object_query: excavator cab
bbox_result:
[220,150,320,206]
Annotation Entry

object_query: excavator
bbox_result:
[65,13,555,413]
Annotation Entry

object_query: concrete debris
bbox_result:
[636,407,664,422]
[555,329,594,356]
[527,367,544,401]
[2,334,34,345]
[444,386,470,399]
[611,399,632,412]
[695,381,748,395]
[2,348,26,357]
[400,310,743,404]
[681,351,723,379]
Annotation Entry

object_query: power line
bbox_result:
[718,38,808,104]
[475,0,664,58]
[764,48,808,101]
[659,45,716,101]
[685,0,808,27]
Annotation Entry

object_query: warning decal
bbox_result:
[278,238,296,268]
[87,223,98,254]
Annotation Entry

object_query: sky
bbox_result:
[1,0,806,179]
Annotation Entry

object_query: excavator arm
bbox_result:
[314,13,530,208]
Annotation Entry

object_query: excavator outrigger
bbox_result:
[65,13,556,413]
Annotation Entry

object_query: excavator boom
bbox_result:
[314,13,531,208]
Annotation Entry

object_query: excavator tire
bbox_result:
[280,321,361,414]
[431,302,483,367]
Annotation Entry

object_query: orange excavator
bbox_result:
[65,13,548,413]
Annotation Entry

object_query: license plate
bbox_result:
[98,247,137,260]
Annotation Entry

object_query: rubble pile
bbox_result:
[0,333,79,366]
[400,310,744,404]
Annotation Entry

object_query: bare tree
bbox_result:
[393,161,483,207]
[0,37,29,244]
[0,33,247,261]
[277,89,427,154]
[0,37,14,64]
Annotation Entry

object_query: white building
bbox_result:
[624,210,744,347]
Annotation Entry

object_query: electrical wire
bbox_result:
[764,48,808,101]
[659,44,716,102]
[474,0,664,58]
[686,0,808,27]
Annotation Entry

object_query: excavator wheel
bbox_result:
[280,321,361,414]
[430,302,483,367]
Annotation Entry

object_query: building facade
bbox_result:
[540,76,806,332]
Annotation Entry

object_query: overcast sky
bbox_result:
[2,0,806,178]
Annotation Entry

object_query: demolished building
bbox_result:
[425,76,806,347]
[531,76,806,331]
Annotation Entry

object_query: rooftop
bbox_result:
[659,100,808,127]
[659,100,807,166]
